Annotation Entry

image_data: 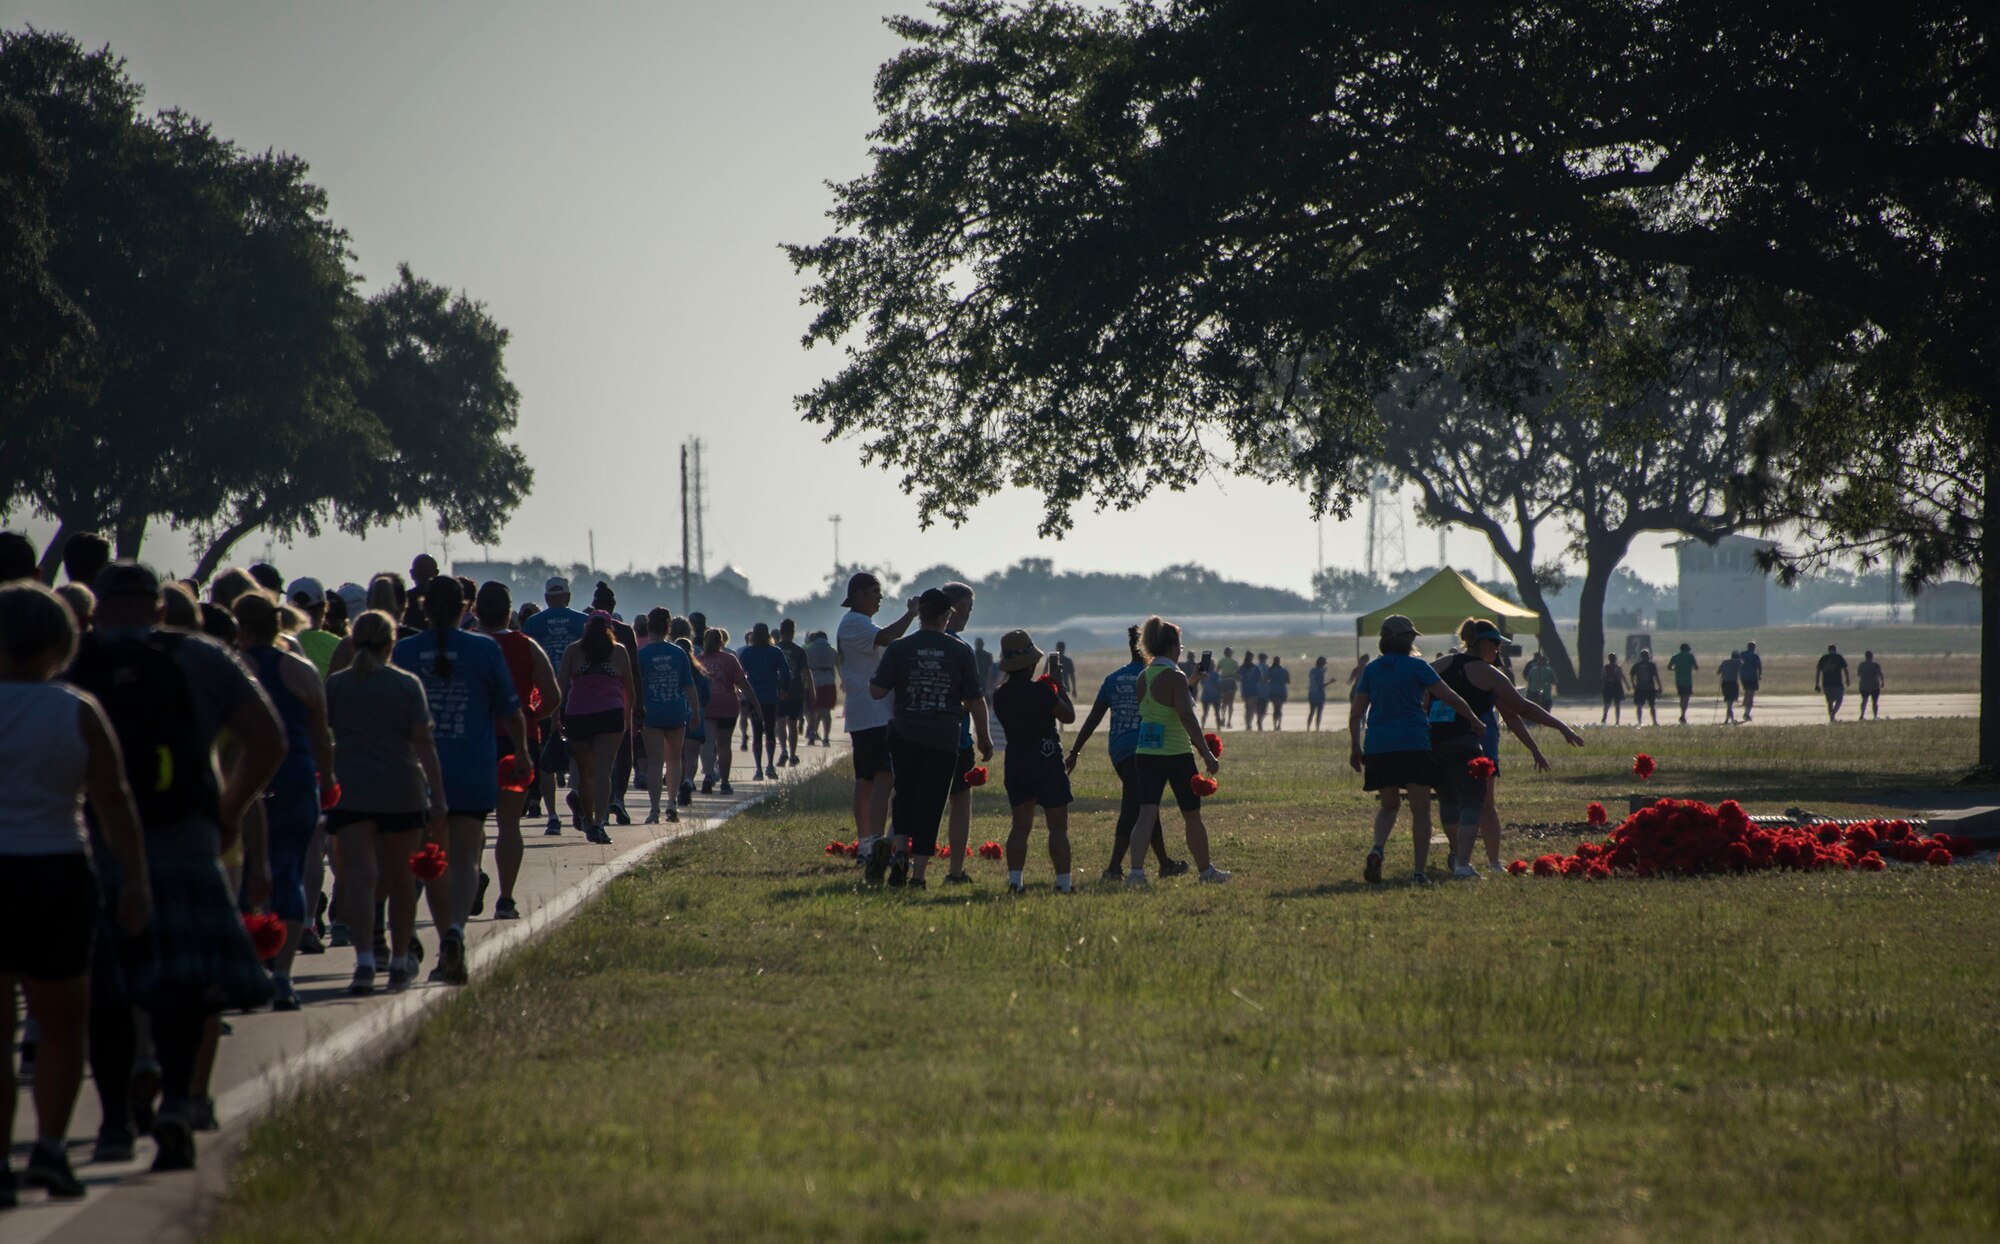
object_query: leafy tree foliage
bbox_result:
[793,0,1998,765]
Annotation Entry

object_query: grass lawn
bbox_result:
[214,719,1999,1243]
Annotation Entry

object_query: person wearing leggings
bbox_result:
[1066,625,1182,880]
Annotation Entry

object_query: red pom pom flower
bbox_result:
[1036,674,1061,692]
[409,842,449,881]
[1632,753,1657,780]
[1586,802,1608,826]
[1203,732,1224,757]
[243,911,286,959]
[1190,773,1219,797]
[1467,755,1496,780]
[498,756,536,793]
[962,766,989,788]
[1506,859,1529,876]
[320,782,342,811]
[979,841,1003,859]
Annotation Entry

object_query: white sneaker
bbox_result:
[1198,866,1232,883]
[1485,860,1510,875]
[1452,863,1483,880]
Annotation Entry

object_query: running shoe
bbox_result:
[701,778,715,794]
[1363,849,1384,884]
[1410,870,1431,885]
[1008,881,1028,895]
[611,801,632,826]
[1198,866,1232,884]
[94,1124,136,1164]
[348,967,377,996]
[387,961,413,991]
[666,807,679,823]
[1159,858,1191,878]
[328,921,352,948]
[887,851,910,887]
[906,876,927,891]
[190,1096,218,1131]
[495,897,520,920]
[298,926,325,955]
[753,767,765,780]
[1451,864,1482,881]
[719,781,734,795]
[789,755,801,767]
[864,839,891,884]
[645,808,661,824]
[271,976,301,1011]
[1125,871,1150,887]
[25,1141,85,1198]
[150,1113,196,1172]
[545,815,563,836]
[430,930,469,986]
[1101,865,1124,883]
[943,872,972,886]
[472,869,491,916]
[679,782,693,806]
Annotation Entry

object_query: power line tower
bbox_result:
[1366,473,1407,578]
[680,444,692,614]
[682,435,708,580]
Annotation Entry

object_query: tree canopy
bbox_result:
[793,0,1997,767]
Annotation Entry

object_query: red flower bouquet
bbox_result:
[1632,753,1657,780]
[1190,773,1219,797]
[1467,756,1496,780]
[320,782,342,811]
[979,841,1003,859]
[409,842,449,881]
[1586,802,1608,826]
[498,755,536,794]
[1203,732,1224,758]
[243,911,286,959]
[962,766,989,787]
[1506,859,1529,876]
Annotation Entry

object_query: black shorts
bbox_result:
[949,744,976,794]
[566,708,627,740]
[1742,678,1760,693]
[1602,690,1625,705]
[850,725,892,779]
[1135,752,1201,811]
[1003,755,1073,809]
[0,852,98,980]
[1362,749,1439,793]
[779,696,804,720]
[1722,682,1739,703]
[707,714,738,744]
[326,809,428,834]
[1633,690,1657,707]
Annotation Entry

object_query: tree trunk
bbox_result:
[113,514,146,560]
[191,511,268,584]
[1497,546,1578,691]
[1979,400,1998,774]
[1572,539,1622,693]
[37,516,78,584]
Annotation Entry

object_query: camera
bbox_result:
[1200,650,1214,673]
[1502,642,1524,657]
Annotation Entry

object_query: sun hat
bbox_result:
[1379,614,1419,639]
[998,628,1044,673]
[839,571,880,608]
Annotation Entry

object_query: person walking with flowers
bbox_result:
[991,629,1076,893]
[1124,616,1229,886]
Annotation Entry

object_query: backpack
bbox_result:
[69,631,217,826]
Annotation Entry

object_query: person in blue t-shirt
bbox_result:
[1347,615,1475,887]
[1067,625,1186,880]
[735,623,792,781]
[520,577,588,830]
[391,578,525,985]
[636,607,699,824]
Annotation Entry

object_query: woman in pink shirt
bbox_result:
[700,628,756,796]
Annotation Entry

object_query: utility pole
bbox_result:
[829,513,843,574]
[588,529,596,577]
[691,437,707,579]
[680,444,692,615]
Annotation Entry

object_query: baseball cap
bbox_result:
[839,571,880,608]
[335,582,368,616]
[1379,614,1419,639]
[93,561,161,600]
[285,576,326,607]
[544,576,570,595]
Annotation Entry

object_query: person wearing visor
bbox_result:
[1431,618,1584,880]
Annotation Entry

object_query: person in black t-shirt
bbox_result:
[991,629,1077,894]
[868,589,991,888]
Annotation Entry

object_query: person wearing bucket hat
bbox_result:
[991,628,1077,892]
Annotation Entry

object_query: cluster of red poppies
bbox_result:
[242,911,286,959]
[409,842,449,881]
[1467,755,1496,780]
[962,766,989,787]
[977,840,1004,859]
[1204,733,1225,757]
[1511,800,1973,879]
[821,839,1007,860]
[825,840,861,857]
[1190,774,1219,796]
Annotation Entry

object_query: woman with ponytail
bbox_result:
[1123,616,1229,885]
[325,611,446,993]
[391,578,527,986]
[556,611,633,844]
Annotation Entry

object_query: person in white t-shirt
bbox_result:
[836,572,918,864]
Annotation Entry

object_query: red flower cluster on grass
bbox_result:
[962,766,989,787]
[409,843,449,881]
[1190,773,1219,797]
[978,841,1003,860]
[1632,753,1657,780]
[1204,732,1224,758]
[1511,803,1973,880]
[1467,756,1497,780]
[243,911,286,959]
[825,840,860,857]
[1586,802,1609,826]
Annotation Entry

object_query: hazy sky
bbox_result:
[10,0,1675,601]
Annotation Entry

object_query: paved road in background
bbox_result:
[4,746,848,1244]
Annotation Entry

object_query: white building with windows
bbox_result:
[1671,535,1777,631]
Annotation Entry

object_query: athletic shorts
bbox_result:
[949,744,976,794]
[1633,690,1657,707]
[850,725,892,779]
[1003,756,1073,809]
[0,852,98,981]
[566,708,627,740]
[1220,679,1237,696]
[1200,680,1220,704]
[1823,686,1844,701]
[706,714,738,744]
[779,696,804,720]
[1362,749,1439,793]
[813,685,837,710]
[1602,689,1624,705]
[1722,682,1739,703]
[325,809,428,834]
[1134,752,1201,811]
[1741,678,1760,692]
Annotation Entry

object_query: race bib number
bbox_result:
[1428,699,1459,724]
[1137,721,1166,750]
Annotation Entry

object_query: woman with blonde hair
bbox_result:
[324,611,446,994]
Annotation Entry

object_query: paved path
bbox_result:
[1190,692,1979,733]
[4,745,848,1244]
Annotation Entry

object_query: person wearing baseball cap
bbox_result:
[1349,614,1468,886]
[836,573,920,878]
[990,628,1078,892]
[283,578,338,676]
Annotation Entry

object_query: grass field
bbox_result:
[213,719,1999,1243]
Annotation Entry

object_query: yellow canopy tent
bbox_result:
[1354,567,1540,653]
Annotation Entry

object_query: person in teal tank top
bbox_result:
[1126,616,1229,886]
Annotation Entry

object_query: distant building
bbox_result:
[709,563,752,595]
[1914,581,1981,626]
[1671,535,1776,632]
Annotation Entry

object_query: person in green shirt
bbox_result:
[285,577,340,678]
[1665,643,1698,724]
[1525,651,1556,709]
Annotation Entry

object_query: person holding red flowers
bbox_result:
[991,629,1077,893]
[1351,614,1475,885]
[473,582,561,920]
[1431,618,1584,880]
[1067,625,1185,881]
[1124,616,1229,885]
